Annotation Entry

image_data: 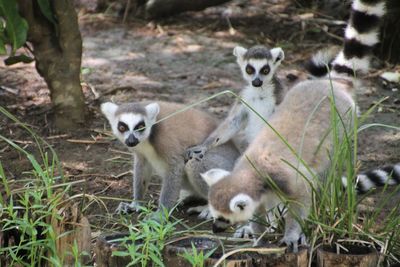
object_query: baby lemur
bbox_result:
[101,101,239,215]
[202,0,388,252]
[185,45,286,161]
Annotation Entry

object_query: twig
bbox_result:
[66,139,109,144]
[112,170,132,179]
[300,17,346,26]
[46,134,69,140]
[317,25,343,42]
[12,140,34,145]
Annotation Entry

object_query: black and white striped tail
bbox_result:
[342,163,400,194]
[305,47,339,77]
[306,0,386,78]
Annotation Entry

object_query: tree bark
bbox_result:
[145,0,232,19]
[18,0,86,131]
[378,0,400,64]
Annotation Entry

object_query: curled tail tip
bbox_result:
[305,47,340,77]
[304,60,330,78]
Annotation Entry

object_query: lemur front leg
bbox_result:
[116,153,152,214]
[185,102,247,162]
[158,159,185,212]
[279,197,309,253]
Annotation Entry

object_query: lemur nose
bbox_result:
[125,134,139,147]
[252,78,263,87]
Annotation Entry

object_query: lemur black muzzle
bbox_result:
[125,134,139,147]
[212,217,231,233]
[252,78,263,87]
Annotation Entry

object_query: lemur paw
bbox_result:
[198,207,212,220]
[115,201,141,214]
[187,205,212,220]
[233,225,254,239]
[278,233,306,253]
[184,145,207,163]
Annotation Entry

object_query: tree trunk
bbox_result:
[18,0,86,131]
[378,0,400,64]
[145,0,232,19]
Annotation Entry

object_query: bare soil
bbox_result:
[0,0,399,259]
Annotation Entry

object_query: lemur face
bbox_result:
[233,46,284,88]
[201,168,259,233]
[101,102,159,148]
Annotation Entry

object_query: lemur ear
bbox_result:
[145,103,160,121]
[233,46,247,60]
[229,194,252,212]
[270,47,284,65]
[101,102,118,122]
[201,168,230,186]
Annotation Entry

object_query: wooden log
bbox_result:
[95,233,133,267]
[378,0,400,64]
[317,245,379,267]
[209,247,308,267]
[163,236,220,267]
[163,236,308,267]
[50,202,92,266]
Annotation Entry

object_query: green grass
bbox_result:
[0,107,89,266]
[179,242,217,267]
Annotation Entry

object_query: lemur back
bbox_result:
[101,101,239,214]
[202,0,389,252]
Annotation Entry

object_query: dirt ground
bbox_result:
[0,0,399,252]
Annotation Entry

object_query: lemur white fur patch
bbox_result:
[230,193,252,212]
[241,86,276,142]
[145,103,160,121]
[345,26,379,46]
[374,169,396,185]
[352,0,386,17]
[229,193,258,222]
[356,174,375,191]
[394,164,400,177]
[332,51,370,73]
[101,102,118,120]
[270,47,285,63]
[201,168,231,186]
[134,141,168,178]
[119,113,144,130]
[233,46,247,59]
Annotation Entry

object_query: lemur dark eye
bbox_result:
[245,64,255,75]
[134,121,146,132]
[261,65,270,75]
[117,122,128,133]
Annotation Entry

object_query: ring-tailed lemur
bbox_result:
[184,45,286,233]
[185,45,286,160]
[101,101,239,216]
[201,0,388,252]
